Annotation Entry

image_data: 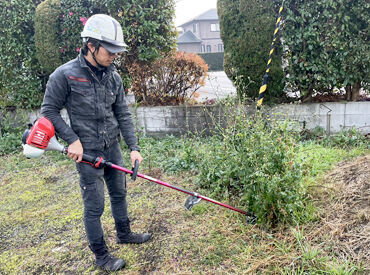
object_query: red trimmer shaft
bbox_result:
[111,163,249,215]
[82,154,251,217]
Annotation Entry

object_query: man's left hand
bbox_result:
[130,150,143,168]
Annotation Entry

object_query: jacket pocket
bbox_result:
[106,89,117,106]
[70,87,96,116]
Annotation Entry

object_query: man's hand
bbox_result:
[67,139,83,162]
[130,150,143,168]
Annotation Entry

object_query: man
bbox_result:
[41,14,151,271]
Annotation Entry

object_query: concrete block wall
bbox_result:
[272,102,370,135]
[19,102,370,137]
[129,105,225,136]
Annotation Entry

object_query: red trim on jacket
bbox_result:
[68,76,90,83]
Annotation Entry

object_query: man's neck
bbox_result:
[84,53,98,68]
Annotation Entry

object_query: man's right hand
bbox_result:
[67,139,83,162]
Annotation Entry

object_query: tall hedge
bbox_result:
[284,0,369,101]
[0,0,44,110]
[218,0,285,103]
[35,0,62,75]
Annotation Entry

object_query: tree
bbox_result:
[218,0,285,103]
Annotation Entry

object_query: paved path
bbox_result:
[195,71,236,102]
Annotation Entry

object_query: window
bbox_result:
[206,45,211,52]
[201,45,205,53]
[210,23,220,32]
[218,44,224,52]
[193,23,198,33]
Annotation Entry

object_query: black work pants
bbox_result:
[76,142,128,255]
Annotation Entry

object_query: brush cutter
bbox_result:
[22,117,254,221]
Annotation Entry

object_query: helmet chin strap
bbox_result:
[89,47,106,70]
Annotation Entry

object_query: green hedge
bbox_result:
[0,0,44,110]
[198,52,224,71]
[35,0,62,75]
[284,0,369,101]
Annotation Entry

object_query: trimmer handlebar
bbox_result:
[82,153,98,164]
[81,154,139,181]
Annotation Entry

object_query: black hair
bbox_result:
[81,38,101,55]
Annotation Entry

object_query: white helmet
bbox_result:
[81,14,128,53]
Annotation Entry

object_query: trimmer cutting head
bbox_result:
[184,195,202,211]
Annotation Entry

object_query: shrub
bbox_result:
[0,111,28,156]
[197,105,308,227]
[0,0,44,110]
[218,0,285,103]
[129,52,208,105]
[35,0,62,75]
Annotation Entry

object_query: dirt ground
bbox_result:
[310,154,369,266]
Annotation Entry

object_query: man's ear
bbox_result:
[87,42,96,53]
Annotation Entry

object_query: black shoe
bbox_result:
[95,253,125,271]
[116,232,151,244]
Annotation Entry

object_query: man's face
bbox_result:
[91,45,120,67]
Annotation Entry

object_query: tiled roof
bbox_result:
[179,9,218,27]
[177,31,202,44]
[193,9,218,21]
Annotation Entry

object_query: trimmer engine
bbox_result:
[22,117,65,158]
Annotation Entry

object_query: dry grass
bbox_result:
[307,155,369,266]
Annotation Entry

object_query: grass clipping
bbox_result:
[312,155,369,263]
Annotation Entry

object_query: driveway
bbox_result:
[194,71,236,102]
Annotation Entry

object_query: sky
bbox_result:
[174,0,217,26]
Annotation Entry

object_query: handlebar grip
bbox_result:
[82,153,96,163]
[131,159,139,181]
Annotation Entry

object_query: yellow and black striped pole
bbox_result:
[256,1,284,109]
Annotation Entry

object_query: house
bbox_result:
[177,9,224,54]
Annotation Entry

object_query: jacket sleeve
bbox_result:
[41,70,79,145]
[113,75,140,151]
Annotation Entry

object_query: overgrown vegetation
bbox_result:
[197,112,307,227]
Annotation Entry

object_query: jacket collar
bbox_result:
[78,51,116,74]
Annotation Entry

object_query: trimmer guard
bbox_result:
[184,194,202,211]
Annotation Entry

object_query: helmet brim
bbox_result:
[100,41,127,54]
